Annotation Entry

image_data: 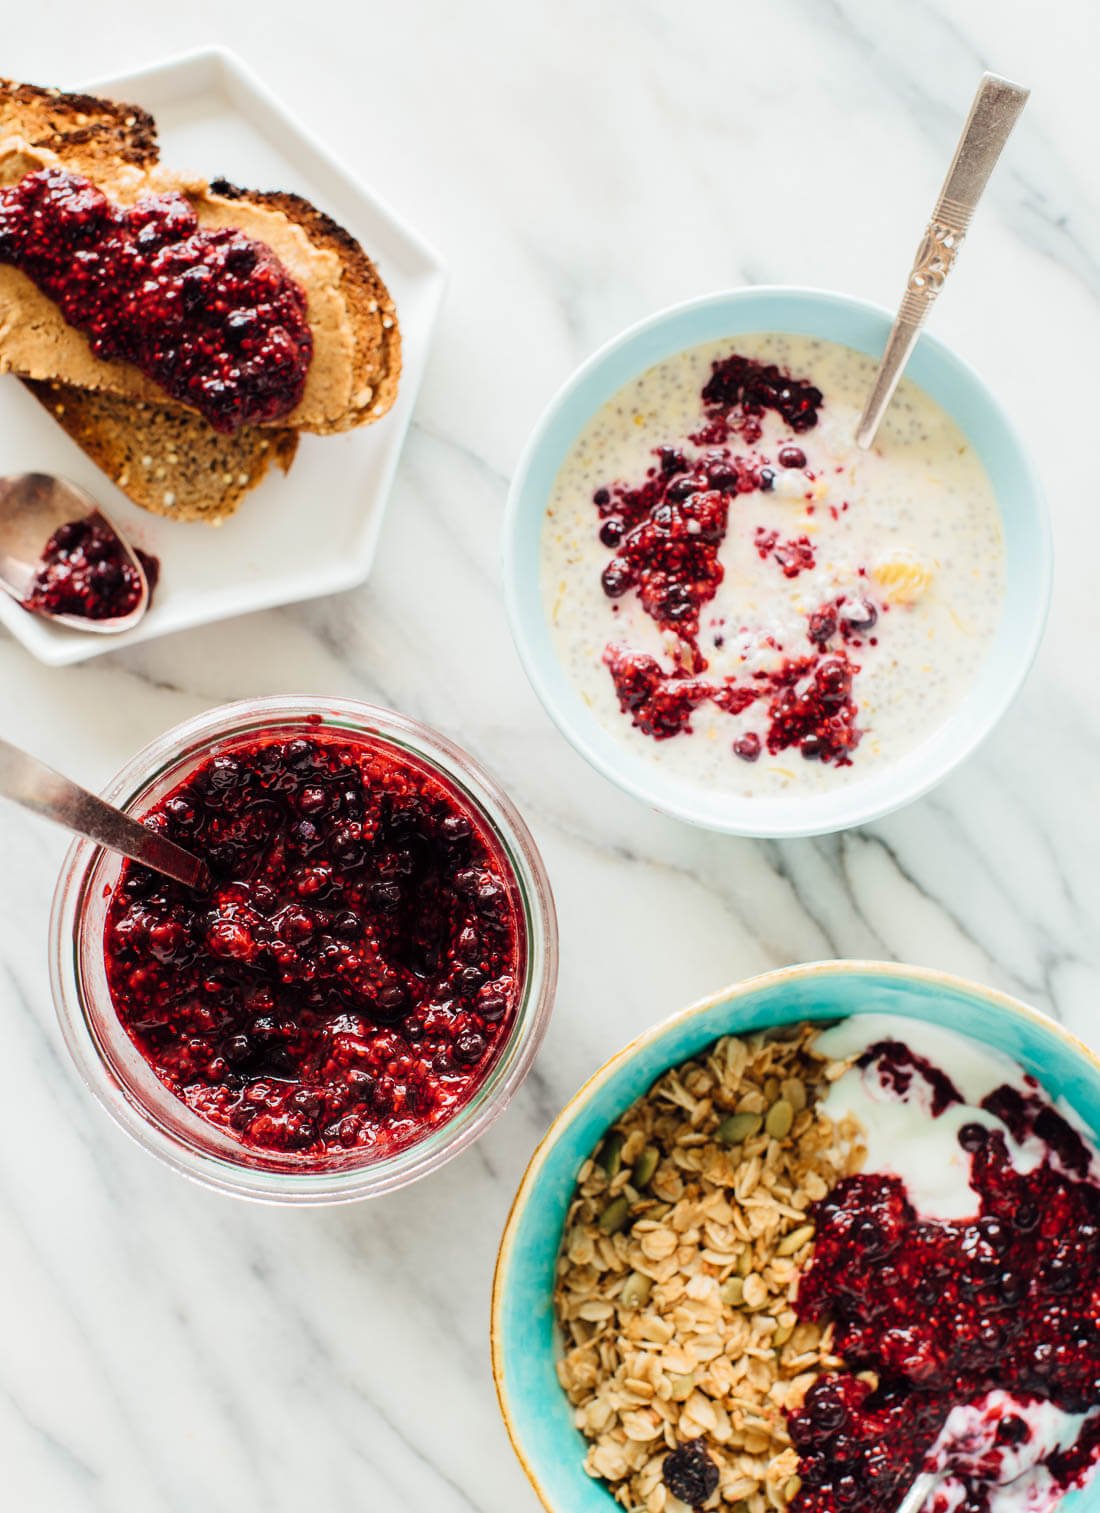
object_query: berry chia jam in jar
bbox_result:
[50,699,557,1202]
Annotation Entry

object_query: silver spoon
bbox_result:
[895,1471,939,1513]
[0,736,210,890]
[856,72,1029,450]
[0,472,150,633]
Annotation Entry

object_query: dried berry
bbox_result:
[663,1440,719,1507]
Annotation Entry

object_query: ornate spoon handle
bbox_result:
[855,72,1029,450]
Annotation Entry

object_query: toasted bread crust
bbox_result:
[210,180,402,431]
[0,77,158,171]
[25,379,299,523]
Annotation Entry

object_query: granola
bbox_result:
[553,1025,864,1513]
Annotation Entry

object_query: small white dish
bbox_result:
[504,287,1052,838]
[0,47,447,666]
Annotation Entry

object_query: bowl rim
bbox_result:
[503,284,1053,838]
[490,958,1100,1512]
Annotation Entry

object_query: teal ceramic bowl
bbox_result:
[504,288,1051,838]
[491,961,1100,1512]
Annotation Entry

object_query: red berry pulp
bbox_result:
[592,354,867,767]
[789,1043,1100,1513]
[103,733,525,1161]
[603,646,862,766]
[754,527,817,579]
[0,168,313,433]
[24,515,158,620]
[700,353,823,439]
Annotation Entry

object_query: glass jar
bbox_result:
[50,696,558,1203]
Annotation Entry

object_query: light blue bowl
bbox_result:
[491,961,1100,1512]
[504,288,1051,837]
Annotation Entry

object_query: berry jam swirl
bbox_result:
[103,734,524,1160]
[0,168,313,433]
[24,515,158,621]
[790,1056,1100,1513]
[591,355,869,768]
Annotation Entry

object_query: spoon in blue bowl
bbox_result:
[856,72,1029,450]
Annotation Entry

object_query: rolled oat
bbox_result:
[554,1026,863,1513]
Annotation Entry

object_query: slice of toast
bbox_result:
[1,78,399,520]
[0,81,402,436]
[1,79,300,522]
[24,379,299,523]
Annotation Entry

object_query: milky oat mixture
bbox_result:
[541,333,1006,796]
[553,1027,862,1513]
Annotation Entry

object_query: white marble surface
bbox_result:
[3,3,1099,1508]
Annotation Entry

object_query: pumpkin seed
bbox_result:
[765,1098,794,1139]
[720,1276,744,1306]
[598,1195,630,1234]
[599,1131,625,1177]
[737,1247,754,1277]
[763,1076,781,1102]
[784,1477,803,1503]
[782,1077,807,1112]
[772,1320,795,1346]
[620,1271,653,1308]
[776,1222,815,1257]
[632,1145,659,1191]
[718,1111,762,1145]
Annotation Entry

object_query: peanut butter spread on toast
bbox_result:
[0,138,358,432]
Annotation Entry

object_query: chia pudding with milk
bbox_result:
[540,333,1005,795]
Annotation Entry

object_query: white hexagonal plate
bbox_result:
[0,47,446,664]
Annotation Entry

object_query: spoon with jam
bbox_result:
[0,472,156,632]
[0,735,209,891]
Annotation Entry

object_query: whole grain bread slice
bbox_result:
[24,379,299,523]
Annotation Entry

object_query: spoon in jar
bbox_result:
[855,72,1029,450]
[0,472,152,633]
[0,736,210,890]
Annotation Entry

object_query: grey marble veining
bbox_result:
[2,1,1099,1508]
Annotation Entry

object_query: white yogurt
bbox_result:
[923,1392,1098,1513]
[541,333,1005,796]
[806,1015,1100,1513]
[813,1013,1100,1219]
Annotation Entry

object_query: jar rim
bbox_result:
[49,696,558,1204]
